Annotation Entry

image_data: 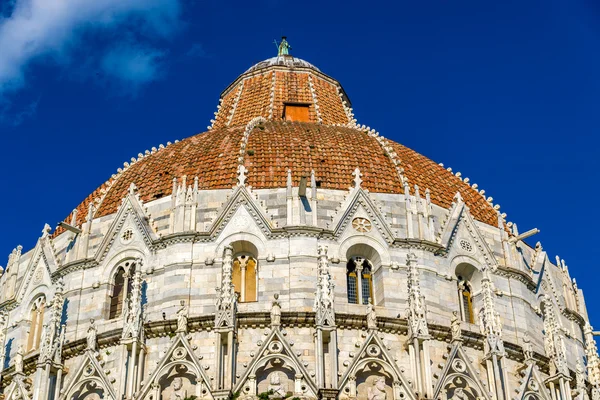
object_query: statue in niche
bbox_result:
[268,372,287,398]
[176,301,188,333]
[271,294,281,328]
[87,319,97,351]
[451,311,461,341]
[367,377,387,400]
[169,377,188,400]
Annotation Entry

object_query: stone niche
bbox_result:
[443,376,481,400]
[160,367,198,400]
[355,369,393,400]
[71,382,104,400]
[256,365,295,398]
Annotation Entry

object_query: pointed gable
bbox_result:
[135,333,212,400]
[338,331,417,400]
[515,364,552,400]
[433,342,492,400]
[59,350,117,400]
[94,186,159,264]
[331,187,395,244]
[234,328,317,398]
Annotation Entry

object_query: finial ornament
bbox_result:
[274,36,291,56]
[237,164,248,187]
[352,167,363,189]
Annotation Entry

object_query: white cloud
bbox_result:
[101,43,166,92]
[0,0,182,92]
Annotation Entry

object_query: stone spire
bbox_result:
[39,279,65,364]
[406,252,429,340]
[541,294,568,377]
[314,245,335,327]
[215,246,237,329]
[584,324,600,389]
[478,270,504,356]
[122,265,144,341]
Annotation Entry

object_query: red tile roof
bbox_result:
[56,121,498,234]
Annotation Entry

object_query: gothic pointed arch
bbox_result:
[338,331,416,400]
[432,342,492,400]
[135,333,213,400]
[234,328,317,399]
[59,350,117,400]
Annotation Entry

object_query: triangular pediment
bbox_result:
[59,350,117,400]
[4,374,31,400]
[338,331,416,400]
[209,186,274,240]
[15,237,56,304]
[94,190,158,264]
[331,188,395,244]
[433,342,492,400]
[515,364,552,400]
[443,207,499,272]
[136,332,213,400]
[234,328,317,398]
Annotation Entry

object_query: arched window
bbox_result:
[109,262,135,319]
[347,257,374,305]
[232,255,257,302]
[457,278,474,323]
[27,296,46,352]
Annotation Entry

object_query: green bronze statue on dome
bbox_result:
[274,36,291,56]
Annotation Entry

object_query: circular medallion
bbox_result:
[452,359,467,373]
[459,239,474,254]
[352,217,372,233]
[172,346,187,360]
[33,267,43,284]
[233,215,250,230]
[268,341,283,354]
[121,228,134,244]
[366,344,381,357]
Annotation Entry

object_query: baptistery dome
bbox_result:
[0,41,597,400]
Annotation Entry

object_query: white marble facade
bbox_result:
[0,161,596,400]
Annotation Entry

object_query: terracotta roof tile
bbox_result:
[59,121,497,228]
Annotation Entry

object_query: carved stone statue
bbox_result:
[271,294,281,328]
[176,301,188,333]
[14,345,24,373]
[268,372,287,398]
[367,376,387,400]
[367,301,377,331]
[449,387,467,400]
[87,319,97,351]
[451,311,462,341]
[522,332,534,362]
[169,377,188,400]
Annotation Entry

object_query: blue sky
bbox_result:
[0,0,599,322]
